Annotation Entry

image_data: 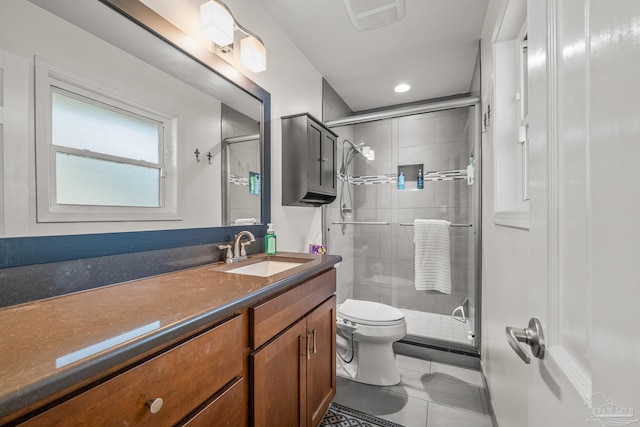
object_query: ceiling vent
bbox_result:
[343,0,405,31]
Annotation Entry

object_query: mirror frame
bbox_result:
[0,0,271,269]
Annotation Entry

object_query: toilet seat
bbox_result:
[337,299,405,326]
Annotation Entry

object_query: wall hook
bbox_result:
[194,148,200,162]
[207,152,212,164]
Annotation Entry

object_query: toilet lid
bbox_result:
[337,299,405,326]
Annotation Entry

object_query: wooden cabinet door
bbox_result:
[251,319,307,427]
[306,296,336,427]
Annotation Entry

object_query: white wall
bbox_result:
[223,0,325,252]
[479,0,531,425]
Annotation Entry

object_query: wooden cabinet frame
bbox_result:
[250,269,337,427]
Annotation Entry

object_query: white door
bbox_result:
[510,0,640,425]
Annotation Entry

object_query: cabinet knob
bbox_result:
[147,398,164,414]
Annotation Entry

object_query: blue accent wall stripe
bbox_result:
[0,225,266,269]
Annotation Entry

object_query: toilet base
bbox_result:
[336,341,401,386]
[355,341,401,386]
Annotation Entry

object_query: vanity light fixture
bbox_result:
[200,1,234,46]
[200,0,267,73]
[241,35,266,73]
[394,83,411,93]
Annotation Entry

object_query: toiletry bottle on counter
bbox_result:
[265,223,277,255]
[417,168,424,189]
[398,172,405,190]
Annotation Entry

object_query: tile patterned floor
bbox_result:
[332,354,495,427]
[399,309,475,345]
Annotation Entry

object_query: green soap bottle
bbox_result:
[265,223,277,255]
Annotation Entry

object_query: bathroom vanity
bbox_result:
[0,252,340,426]
[251,269,336,426]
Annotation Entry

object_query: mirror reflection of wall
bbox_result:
[0,0,264,237]
[222,105,261,226]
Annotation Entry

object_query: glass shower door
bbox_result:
[326,104,480,353]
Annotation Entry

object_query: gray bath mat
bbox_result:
[320,402,405,427]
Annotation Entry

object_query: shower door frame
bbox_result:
[323,97,483,356]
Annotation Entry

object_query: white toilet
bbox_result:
[336,299,407,386]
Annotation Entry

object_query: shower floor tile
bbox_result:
[400,308,474,345]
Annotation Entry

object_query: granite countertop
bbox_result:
[0,252,341,421]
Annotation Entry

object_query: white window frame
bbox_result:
[35,57,180,222]
[492,1,530,229]
[517,30,530,203]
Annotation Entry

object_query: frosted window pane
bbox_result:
[56,153,160,207]
[52,91,160,163]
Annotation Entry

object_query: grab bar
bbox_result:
[331,221,390,225]
[400,223,472,227]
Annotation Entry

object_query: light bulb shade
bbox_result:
[241,36,266,73]
[200,0,234,46]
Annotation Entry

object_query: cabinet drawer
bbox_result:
[23,315,243,427]
[180,377,245,427]
[251,269,336,349]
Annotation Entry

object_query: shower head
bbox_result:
[342,139,375,161]
[360,145,375,161]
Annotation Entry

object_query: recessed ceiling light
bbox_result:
[394,83,411,93]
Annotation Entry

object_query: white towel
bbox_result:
[234,218,257,225]
[414,219,452,294]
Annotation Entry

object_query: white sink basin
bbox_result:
[225,260,303,277]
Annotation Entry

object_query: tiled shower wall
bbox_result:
[327,107,476,322]
[323,79,355,304]
[327,125,356,304]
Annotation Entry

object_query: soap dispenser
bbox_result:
[417,168,424,189]
[265,223,277,255]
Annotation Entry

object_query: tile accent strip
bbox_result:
[229,174,249,186]
[338,169,468,185]
[349,174,397,185]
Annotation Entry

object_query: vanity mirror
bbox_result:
[0,0,270,268]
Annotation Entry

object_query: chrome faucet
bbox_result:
[218,230,256,264]
[219,230,256,263]
[233,230,255,260]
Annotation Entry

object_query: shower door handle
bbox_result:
[505,318,545,364]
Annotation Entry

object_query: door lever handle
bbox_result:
[505,318,545,364]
